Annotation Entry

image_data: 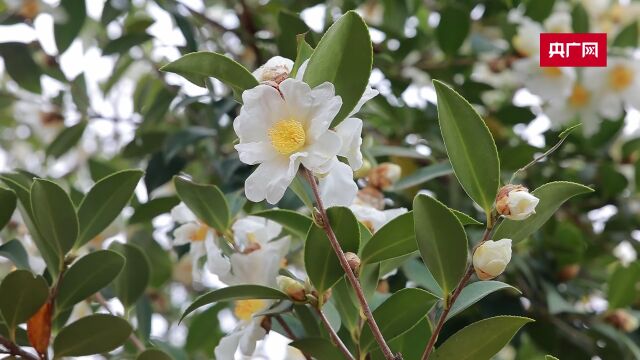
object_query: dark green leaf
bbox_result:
[289,338,345,360]
[252,209,312,239]
[0,270,49,339]
[0,43,42,93]
[608,262,640,309]
[0,240,29,270]
[390,162,453,191]
[524,0,555,21]
[185,304,224,354]
[173,176,230,232]
[103,33,153,55]
[436,6,471,55]
[451,209,482,226]
[447,281,521,320]
[110,242,150,308]
[401,259,443,298]
[53,314,132,357]
[46,121,87,159]
[277,10,311,59]
[54,0,86,53]
[291,34,314,78]
[571,3,590,33]
[0,187,16,230]
[129,196,180,225]
[361,211,415,265]
[138,349,173,360]
[613,21,638,48]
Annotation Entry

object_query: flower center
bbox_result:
[609,65,633,91]
[190,224,209,242]
[234,299,267,320]
[542,67,563,78]
[568,84,590,107]
[268,119,306,155]
[19,0,39,19]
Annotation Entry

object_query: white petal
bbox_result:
[215,330,242,359]
[171,203,197,223]
[301,131,342,174]
[319,160,358,208]
[221,236,291,287]
[238,318,268,356]
[335,117,363,170]
[348,85,379,117]
[173,223,199,246]
[245,158,298,205]
[205,234,231,277]
[294,59,309,80]
[234,141,278,165]
[234,85,287,143]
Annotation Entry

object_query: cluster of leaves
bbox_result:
[1,0,640,359]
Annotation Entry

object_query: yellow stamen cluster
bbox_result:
[542,67,563,78]
[568,84,590,107]
[190,224,209,242]
[234,299,267,321]
[609,65,634,91]
[268,119,306,155]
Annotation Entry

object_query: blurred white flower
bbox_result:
[349,203,407,233]
[512,18,542,57]
[613,241,637,266]
[513,57,576,102]
[585,58,640,119]
[473,239,513,280]
[544,11,572,33]
[171,203,220,279]
[545,83,606,135]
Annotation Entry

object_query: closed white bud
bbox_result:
[473,239,512,280]
[495,185,539,221]
[252,56,293,84]
[368,163,401,190]
[276,275,307,302]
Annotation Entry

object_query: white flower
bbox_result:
[231,216,283,252]
[613,241,637,266]
[349,203,407,233]
[544,11,572,33]
[252,56,294,83]
[584,58,640,118]
[233,78,343,204]
[495,185,540,221]
[171,203,220,279]
[513,57,576,102]
[319,159,359,208]
[545,83,606,135]
[512,18,542,57]
[473,239,512,280]
[215,312,268,359]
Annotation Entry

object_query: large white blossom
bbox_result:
[584,58,640,120]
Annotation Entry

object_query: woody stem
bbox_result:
[303,168,398,360]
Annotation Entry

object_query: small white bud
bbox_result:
[276,275,307,302]
[368,163,401,190]
[252,56,293,84]
[473,239,512,280]
[495,185,539,221]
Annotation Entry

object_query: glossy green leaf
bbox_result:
[402,259,443,298]
[371,316,431,360]
[451,209,482,226]
[181,285,288,322]
[130,234,173,288]
[436,6,470,55]
[303,11,372,125]
[30,179,78,259]
[252,209,312,239]
[174,176,230,232]
[276,10,310,59]
[129,196,180,225]
[361,211,415,265]
[137,349,173,360]
[360,288,438,352]
[433,316,533,360]
[305,207,360,294]
[0,240,29,270]
[54,0,86,53]
[110,242,150,308]
[447,281,521,320]
[613,21,638,48]
[390,162,453,191]
[185,303,224,354]
[0,187,16,230]
[160,52,258,100]
[46,121,87,159]
[76,169,143,247]
[493,181,594,243]
[330,278,360,333]
[571,3,590,33]
[433,80,500,213]
[53,314,132,357]
[414,194,468,296]
[608,262,640,309]
[56,250,125,312]
[291,34,314,77]
[289,338,345,360]
[0,270,49,339]
[0,43,42,93]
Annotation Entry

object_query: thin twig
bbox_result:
[0,335,39,360]
[237,0,262,64]
[93,293,146,352]
[420,220,496,360]
[509,133,571,183]
[315,308,355,360]
[303,169,398,360]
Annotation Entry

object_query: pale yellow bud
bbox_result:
[368,163,401,190]
[276,276,307,302]
[473,239,512,280]
[495,184,539,221]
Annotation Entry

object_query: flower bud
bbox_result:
[252,56,293,84]
[495,185,539,220]
[276,276,307,302]
[605,309,639,333]
[368,163,401,190]
[345,252,361,273]
[473,239,512,280]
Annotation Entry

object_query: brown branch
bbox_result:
[0,335,39,360]
[315,308,355,360]
[274,316,312,360]
[303,169,398,360]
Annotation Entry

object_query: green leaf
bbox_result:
[447,281,521,320]
[371,316,431,360]
[361,211,415,265]
[291,34,314,78]
[46,121,87,159]
[160,52,258,100]
[613,21,638,48]
[360,288,438,352]
[137,349,173,360]
[289,338,346,360]
[185,303,224,354]
[524,0,555,21]
[110,242,150,308]
[401,259,443,298]
[130,234,173,288]
[608,262,640,309]
[493,181,594,243]
[56,250,125,312]
[277,10,311,60]
[436,6,471,55]
[129,196,180,225]
[0,270,49,339]
[76,169,143,247]
[414,194,468,296]
[305,207,360,294]
[0,43,42,93]
[330,279,360,333]
[0,187,16,230]
[390,162,453,191]
[181,285,288,322]
[303,11,372,125]
[251,209,312,239]
[433,80,500,214]
[30,179,79,259]
[451,209,482,226]
[433,316,533,360]
[571,3,590,33]
[0,240,29,270]
[173,176,230,232]
[546,356,559,360]
[54,0,86,53]
[103,33,153,55]
[53,314,132,357]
